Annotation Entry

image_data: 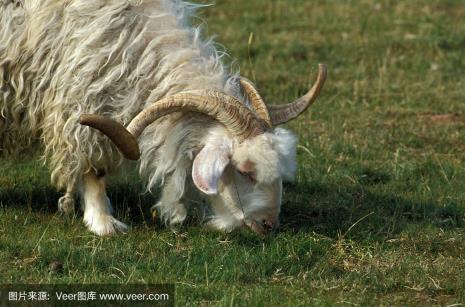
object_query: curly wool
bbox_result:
[0,0,243,191]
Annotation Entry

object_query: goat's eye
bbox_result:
[237,170,256,183]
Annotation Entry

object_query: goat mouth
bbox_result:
[244,218,276,235]
[244,219,265,235]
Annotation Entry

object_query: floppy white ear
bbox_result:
[192,144,231,195]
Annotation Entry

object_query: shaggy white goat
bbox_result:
[0,0,326,235]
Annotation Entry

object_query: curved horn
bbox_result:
[268,64,327,125]
[79,114,141,160]
[239,78,272,128]
[80,90,267,160]
[127,90,266,141]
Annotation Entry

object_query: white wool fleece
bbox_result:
[232,128,297,184]
[272,128,298,181]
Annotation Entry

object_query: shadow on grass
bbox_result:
[0,179,160,226]
[1,174,463,241]
[280,181,465,239]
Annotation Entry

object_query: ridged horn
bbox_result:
[79,114,141,160]
[127,90,266,140]
[239,78,272,128]
[80,90,268,160]
[268,64,327,125]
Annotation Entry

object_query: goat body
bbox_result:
[0,0,325,235]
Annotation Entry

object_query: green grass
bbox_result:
[1,0,465,305]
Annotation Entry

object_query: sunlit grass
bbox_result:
[1,1,465,305]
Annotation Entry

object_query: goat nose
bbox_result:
[262,219,277,233]
[244,218,280,235]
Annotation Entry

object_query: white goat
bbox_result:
[0,0,326,235]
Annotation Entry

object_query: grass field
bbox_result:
[1,0,465,305]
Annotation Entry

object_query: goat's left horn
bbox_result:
[126,90,267,141]
[268,64,327,125]
[80,90,269,160]
[79,114,141,160]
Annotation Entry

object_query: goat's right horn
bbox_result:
[268,64,327,125]
[240,78,272,128]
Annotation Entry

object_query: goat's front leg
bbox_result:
[58,180,77,215]
[152,175,188,232]
[81,170,128,236]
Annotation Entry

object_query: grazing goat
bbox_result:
[0,0,326,235]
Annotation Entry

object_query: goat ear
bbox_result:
[192,145,230,195]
